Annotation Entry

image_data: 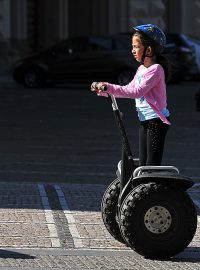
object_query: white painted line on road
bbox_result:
[54,184,84,248]
[37,184,60,248]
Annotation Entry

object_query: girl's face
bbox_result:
[132,35,144,63]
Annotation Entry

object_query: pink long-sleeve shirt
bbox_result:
[99,64,170,125]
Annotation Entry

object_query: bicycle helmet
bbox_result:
[133,24,166,49]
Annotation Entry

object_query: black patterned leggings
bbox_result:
[139,118,170,166]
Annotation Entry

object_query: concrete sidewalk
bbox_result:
[0,181,199,269]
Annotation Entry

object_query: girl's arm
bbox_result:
[98,65,162,99]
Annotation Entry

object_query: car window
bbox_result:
[88,37,112,51]
[187,37,200,46]
[53,38,88,55]
[166,33,189,47]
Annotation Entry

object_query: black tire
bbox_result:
[101,178,125,244]
[23,68,45,88]
[119,182,197,259]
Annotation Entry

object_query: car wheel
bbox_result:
[119,182,197,259]
[23,68,45,88]
[117,69,134,85]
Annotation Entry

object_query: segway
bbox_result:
[95,86,197,259]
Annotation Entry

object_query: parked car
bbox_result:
[13,32,197,88]
[181,34,200,77]
[165,33,198,81]
[12,34,139,88]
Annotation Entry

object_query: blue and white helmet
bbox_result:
[133,24,166,49]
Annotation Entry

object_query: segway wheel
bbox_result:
[119,182,197,259]
[101,178,125,244]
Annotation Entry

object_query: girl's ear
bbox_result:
[146,46,154,57]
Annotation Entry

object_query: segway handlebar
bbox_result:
[96,84,133,160]
[91,82,135,187]
[91,82,118,110]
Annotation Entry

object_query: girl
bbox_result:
[91,24,171,166]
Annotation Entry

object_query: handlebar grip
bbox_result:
[91,82,107,92]
[100,85,107,92]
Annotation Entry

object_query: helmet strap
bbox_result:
[140,46,147,65]
[140,46,154,65]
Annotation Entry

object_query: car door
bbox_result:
[51,36,116,83]
[46,37,89,82]
[79,35,137,83]
[76,36,115,82]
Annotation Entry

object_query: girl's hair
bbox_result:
[133,31,171,82]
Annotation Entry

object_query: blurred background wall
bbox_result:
[0,0,200,73]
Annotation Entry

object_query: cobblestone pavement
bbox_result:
[0,181,199,269]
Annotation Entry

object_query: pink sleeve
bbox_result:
[97,92,109,97]
[106,65,162,99]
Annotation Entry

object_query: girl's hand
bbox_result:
[91,82,107,93]
[91,82,98,92]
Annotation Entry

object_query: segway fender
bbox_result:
[131,165,194,190]
[116,161,122,179]
[116,158,139,179]
[132,173,194,190]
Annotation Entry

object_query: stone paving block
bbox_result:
[81,239,128,250]
[0,182,60,249]
[0,223,50,237]
[0,183,40,194]
[60,183,104,211]
[72,212,103,224]
[0,236,52,248]
[0,209,46,223]
[76,224,111,239]
[0,182,43,209]
[0,181,199,254]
